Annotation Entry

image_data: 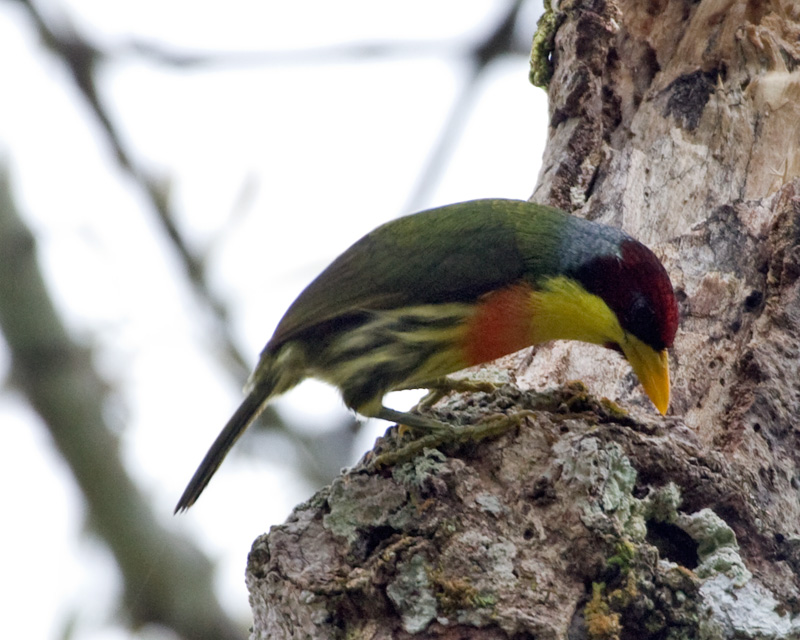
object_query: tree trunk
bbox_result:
[246,1,800,638]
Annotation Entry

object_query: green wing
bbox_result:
[266,199,568,350]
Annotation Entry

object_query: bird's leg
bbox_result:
[369,380,526,468]
[370,409,535,469]
[374,406,458,436]
[414,377,498,409]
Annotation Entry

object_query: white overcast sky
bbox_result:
[0,1,547,638]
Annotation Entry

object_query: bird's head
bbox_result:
[527,232,678,413]
[574,238,679,414]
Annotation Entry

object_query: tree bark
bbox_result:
[246,1,800,638]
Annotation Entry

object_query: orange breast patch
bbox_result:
[462,283,534,366]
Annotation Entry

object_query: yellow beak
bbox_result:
[621,335,670,415]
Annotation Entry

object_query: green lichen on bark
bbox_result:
[570,446,701,637]
[529,0,559,89]
[386,553,438,634]
[585,581,623,640]
[573,447,800,639]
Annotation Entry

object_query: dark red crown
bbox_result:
[576,239,678,351]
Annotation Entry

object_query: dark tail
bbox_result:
[174,379,274,513]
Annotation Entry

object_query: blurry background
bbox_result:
[0,1,547,638]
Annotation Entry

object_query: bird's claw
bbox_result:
[369,409,534,469]
[416,377,498,409]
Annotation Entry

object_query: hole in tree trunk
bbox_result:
[646,521,699,569]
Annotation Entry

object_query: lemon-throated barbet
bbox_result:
[175,199,678,511]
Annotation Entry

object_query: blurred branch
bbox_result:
[0,166,245,640]
[20,0,532,221]
[14,0,305,434]
[17,0,255,379]
[125,38,458,68]
[402,0,529,211]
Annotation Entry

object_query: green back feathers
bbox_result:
[266,199,627,352]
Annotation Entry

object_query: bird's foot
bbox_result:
[416,376,497,409]
[461,410,536,441]
[374,406,458,437]
[369,409,534,469]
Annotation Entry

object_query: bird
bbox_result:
[175,199,678,512]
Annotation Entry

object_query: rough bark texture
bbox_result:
[247,1,800,638]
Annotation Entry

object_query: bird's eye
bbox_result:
[627,295,661,349]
